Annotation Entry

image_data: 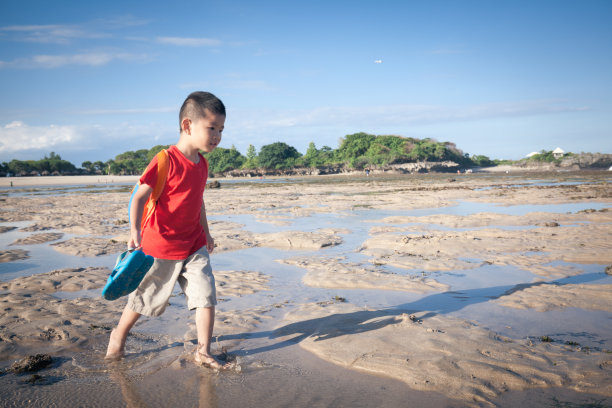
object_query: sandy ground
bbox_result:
[0,172,611,406]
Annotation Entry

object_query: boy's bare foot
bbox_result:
[105,329,126,360]
[194,346,230,370]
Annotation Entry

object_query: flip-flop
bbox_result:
[194,346,230,370]
[102,249,154,301]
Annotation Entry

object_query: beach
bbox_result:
[0,171,611,407]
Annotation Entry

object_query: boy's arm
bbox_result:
[200,202,214,253]
[129,183,153,250]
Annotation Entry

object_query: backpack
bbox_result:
[128,149,169,231]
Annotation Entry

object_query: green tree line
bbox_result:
[1,133,497,177]
[0,152,78,176]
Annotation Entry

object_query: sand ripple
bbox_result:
[51,237,126,257]
[278,302,612,403]
[0,249,29,263]
[10,232,63,246]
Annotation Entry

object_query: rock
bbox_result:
[24,374,43,383]
[207,180,221,189]
[0,226,17,234]
[10,354,53,373]
[606,265,612,276]
[537,222,560,227]
[0,249,29,263]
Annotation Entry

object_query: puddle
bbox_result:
[400,200,611,217]
[0,234,116,281]
[0,183,134,198]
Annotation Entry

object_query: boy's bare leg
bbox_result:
[106,306,141,360]
[194,306,229,369]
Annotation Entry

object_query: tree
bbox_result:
[7,159,33,175]
[147,145,171,162]
[258,142,302,169]
[104,160,114,175]
[304,142,317,165]
[365,143,393,166]
[81,161,93,173]
[471,155,494,167]
[204,146,246,174]
[336,133,376,165]
[108,161,124,175]
[93,161,106,174]
[303,142,323,167]
[243,144,259,169]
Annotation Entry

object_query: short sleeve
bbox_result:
[139,155,159,188]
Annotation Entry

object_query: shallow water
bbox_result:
[0,221,117,281]
[1,175,611,407]
[0,183,134,198]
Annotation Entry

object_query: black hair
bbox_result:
[179,91,226,132]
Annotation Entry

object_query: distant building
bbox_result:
[525,152,539,158]
[552,147,565,159]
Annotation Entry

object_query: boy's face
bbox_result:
[189,109,225,152]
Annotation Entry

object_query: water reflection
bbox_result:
[198,371,218,408]
[108,365,149,408]
[108,361,219,408]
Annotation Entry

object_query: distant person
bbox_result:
[365,169,370,177]
[106,91,229,370]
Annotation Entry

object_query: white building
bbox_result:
[552,147,565,159]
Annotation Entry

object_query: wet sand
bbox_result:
[0,171,611,407]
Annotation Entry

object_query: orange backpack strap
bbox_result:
[151,149,169,201]
[141,149,169,230]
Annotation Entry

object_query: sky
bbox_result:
[1,0,611,165]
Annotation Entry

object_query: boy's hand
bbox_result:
[206,233,215,254]
[128,228,142,251]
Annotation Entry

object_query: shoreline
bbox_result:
[0,175,140,187]
[1,167,610,188]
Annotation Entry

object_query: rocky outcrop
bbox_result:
[387,161,460,174]
[514,153,612,170]
[217,161,461,178]
[559,153,612,169]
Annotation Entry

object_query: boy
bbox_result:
[106,91,228,370]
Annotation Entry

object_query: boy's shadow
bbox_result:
[222,272,604,356]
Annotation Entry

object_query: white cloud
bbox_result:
[76,107,175,115]
[0,121,176,163]
[0,17,150,44]
[0,24,107,44]
[156,36,221,47]
[0,122,79,152]
[0,52,147,69]
[230,100,588,133]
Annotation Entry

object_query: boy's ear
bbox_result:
[181,118,191,134]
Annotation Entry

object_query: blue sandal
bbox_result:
[102,249,154,301]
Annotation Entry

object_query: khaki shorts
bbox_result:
[127,246,217,317]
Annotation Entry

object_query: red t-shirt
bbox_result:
[139,145,208,260]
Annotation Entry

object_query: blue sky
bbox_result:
[1,0,611,165]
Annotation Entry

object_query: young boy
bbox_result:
[106,91,228,369]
